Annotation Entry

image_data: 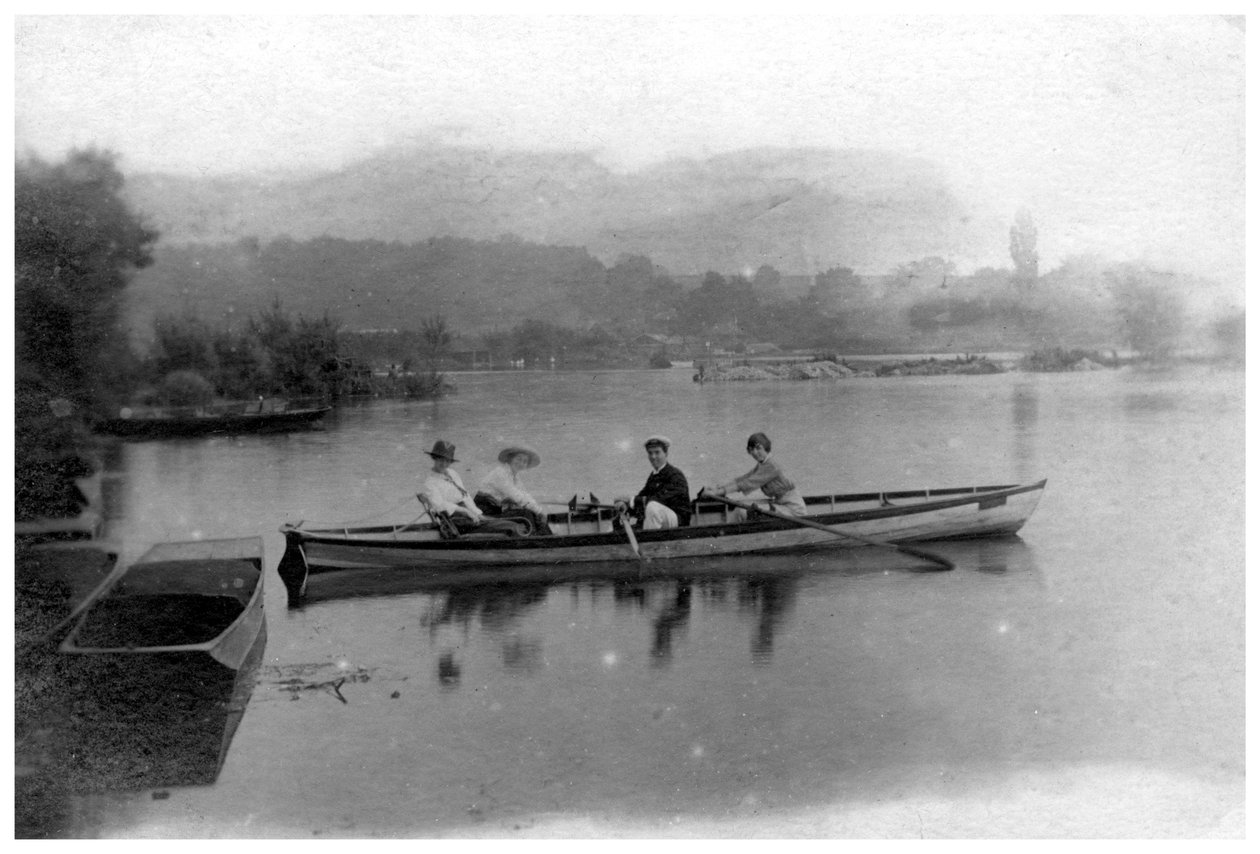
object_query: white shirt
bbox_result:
[478,463,542,514]
[420,468,481,518]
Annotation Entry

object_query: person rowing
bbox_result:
[701,432,806,520]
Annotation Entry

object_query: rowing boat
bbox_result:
[93,399,330,439]
[60,536,266,674]
[279,480,1046,602]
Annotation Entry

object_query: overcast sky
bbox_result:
[12,15,1246,295]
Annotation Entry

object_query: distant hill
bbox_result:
[120,144,997,335]
[124,144,980,272]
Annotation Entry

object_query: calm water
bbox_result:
[67,365,1244,837]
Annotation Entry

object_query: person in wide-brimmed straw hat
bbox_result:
[496,445,540,468]
[418,439,483,532]
[475,445,550,534]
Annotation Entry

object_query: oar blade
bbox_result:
[894,544,955,571]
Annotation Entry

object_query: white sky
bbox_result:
[11,13,1248,291]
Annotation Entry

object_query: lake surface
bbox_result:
[63,365,1244,837]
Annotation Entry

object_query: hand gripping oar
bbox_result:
[705,493,954,571]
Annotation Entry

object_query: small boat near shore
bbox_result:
[93,397,330,439]
[60,536,266,675]
[21,538,267,796]
[279,480,1046,602]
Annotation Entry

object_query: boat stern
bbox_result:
[276,526,310,605]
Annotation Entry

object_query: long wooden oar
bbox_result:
[706,493,954,571]
[618,508,643,561]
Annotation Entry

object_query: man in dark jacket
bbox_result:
[615,435,691,529]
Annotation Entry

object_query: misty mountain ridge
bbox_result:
[123,143,994,277]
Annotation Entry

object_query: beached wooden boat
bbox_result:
[93,398,330,438]
[60,537,266,674]
[279,480,1046,601]
[32,538,267,794]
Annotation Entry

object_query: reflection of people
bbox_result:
[703,432,806,517]
[651,581,693,664]
[418,440,484,533]
[615,436,691,530]
[475,446,550,534]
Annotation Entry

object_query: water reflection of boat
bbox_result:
[282,548,907,609]
[416,572,806,687]
[279,480,1047,603]
[58,624,268,792]
[93,398,330,439]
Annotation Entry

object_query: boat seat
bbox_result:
[416,494,528,539]
[690,498,730,526]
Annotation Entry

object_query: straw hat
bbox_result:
[425,440,458,462]
[498,446,541,468]
[643,435,671,451]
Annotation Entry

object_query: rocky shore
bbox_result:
[699,356,1007,382]
[697,351,1119,382]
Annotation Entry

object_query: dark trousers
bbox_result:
[474,493,551,535]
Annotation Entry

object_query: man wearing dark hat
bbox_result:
[615,435,691,530]
[418,439,484,533]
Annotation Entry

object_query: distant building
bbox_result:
[630,333,687,358]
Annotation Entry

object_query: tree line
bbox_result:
[133,233,1219,364]
[15,149,1239,518]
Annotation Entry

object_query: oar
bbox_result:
[618,507,643,561]
[705,493,954,571]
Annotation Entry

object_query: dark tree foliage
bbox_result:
[808,266,862,315]
[509,319,579,367]
[752,264,782,293]
[673,271,761,336]
[247,301,343,395]
[419,315,453,368]
[15,149,157,407]
[15,149,157,520]
[151,313,219,380]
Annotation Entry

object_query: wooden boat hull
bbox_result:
[94,406,329,438]
[60,537,266,673]
[280,480,1046,601]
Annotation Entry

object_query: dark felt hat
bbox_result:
[426,439,458,462]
